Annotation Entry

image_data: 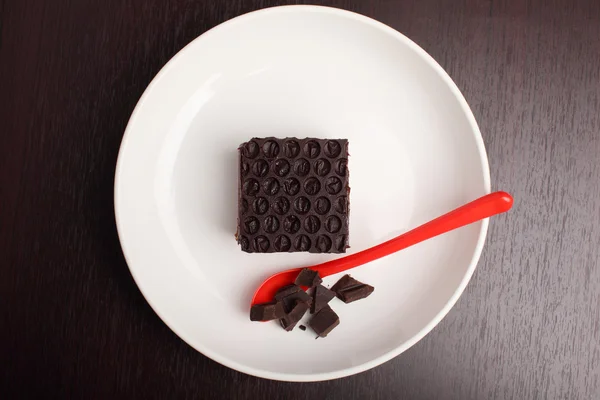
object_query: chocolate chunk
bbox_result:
[294,268,323,288]
[281,290,312,312]
[331,274,374,303]
[275,284,312,312]
[338,285,374,303]
[237,137,350,253]
[311,284,336,314]
[280,301,310,331]
[274,284,302,300]
[249,301,285,321]
[282,290,312,312]
[330,275,361,292]
[309,305,340,337]
[299,325,307,331]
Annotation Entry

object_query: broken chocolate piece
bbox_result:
[311,284,336,314]
[309,305,340,337]
[289,294,312,312]
[299,325,307,331]
[279,301,310,331]
[275,284,312,312]
[274,284,302,300]
[330,274,361,292]
[338,284,374,303]
[282,291,312,312]
[331,274,374,303]
[249,301,285,321]
[294,268,323,288]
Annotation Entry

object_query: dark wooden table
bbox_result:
[2,0,599,398]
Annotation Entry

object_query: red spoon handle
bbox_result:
[311,191,513,278]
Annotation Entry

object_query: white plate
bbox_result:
[115,5,490,381]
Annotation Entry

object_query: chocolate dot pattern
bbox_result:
[304,216,321,233]
[283,215,301,234]
[264,215,280,233]
[238,138,349,253]
[242,141,259,159]
[244,217,260,235]
[293,159,310,176]
[273,159,290,177]
[274,235,291,251]
[252,197,269,215]
[262,177,280,196]
[314,158,331,176]
[252,159,269,177]
[304,177,321,195]
[272,196,290,215]
[293,197,311,214]
[294,235,311,251]
[239,236,250,251]
[253,236,270,252]
[262,140,280,159]
[316,235,332,253]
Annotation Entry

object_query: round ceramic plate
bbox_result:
[115,6,490,381]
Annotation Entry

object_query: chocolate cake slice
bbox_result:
[237,137,349,253]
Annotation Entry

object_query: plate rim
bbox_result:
[114,5,491,382]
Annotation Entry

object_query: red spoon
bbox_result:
[251,191,513,305]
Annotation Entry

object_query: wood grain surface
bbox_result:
[1,0,599,398]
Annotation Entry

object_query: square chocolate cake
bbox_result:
[237,138,349,253]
